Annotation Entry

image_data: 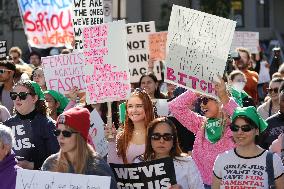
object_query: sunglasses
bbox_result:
[0,69,11,74]
[200,97,216,105]
[230,124,254,132]
[151,133,174,141]
[267,88,279,94]
[132,88,147,93]
[53,129,78,137]
[10,92,32,100]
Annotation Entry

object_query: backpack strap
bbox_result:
[266,151,276,189]
[281,134,284,161]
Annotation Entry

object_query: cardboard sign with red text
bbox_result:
[83,20,131,104]
[149,32,168,60]
[41,52,86,94]
[17,0,74,48]
[166,5,236,97]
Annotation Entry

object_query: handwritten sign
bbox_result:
[110,157,176,189]
[89,109,108,157]
[17,0,74,48]
[127,21,161,83]
[16,169,111,189]
[166,5,236,97]
[72,0,104,51]
[149,32,168,60]
[230,31,259,53]
[0,40,7,59]
[41,52,86,94]
[83,20,131,104]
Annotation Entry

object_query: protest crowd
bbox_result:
[1,2,284,189]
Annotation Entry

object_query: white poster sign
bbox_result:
[126,21,161,83]
[16,169,111,189]
[72,0,104,51]
[83,20,131,104]
[41,52,86,94]
[230,31,259,53]
[166,5,236,97]
[89,109,108,157]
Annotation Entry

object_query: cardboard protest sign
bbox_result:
[83,20,131,104]
[0,40,7,59]
[41,52,86,94]
[17,0,74,48]
[166,5,236,97]
[16,169,111,189]
[230,31,259,53]
[149,32,167,60]
[127,21,162,83]
[89,109,108,157]
[110,157,176,189]
[72,0,104,51]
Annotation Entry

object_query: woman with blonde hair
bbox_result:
[169,77,238,188]
[42,107,117,189]
[107,88,155,164]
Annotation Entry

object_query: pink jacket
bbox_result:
[169,90,238,185]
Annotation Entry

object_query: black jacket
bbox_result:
[4,112,59,169]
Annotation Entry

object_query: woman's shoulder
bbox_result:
[41,153,59,171]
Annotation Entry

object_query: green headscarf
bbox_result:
[44,90,69,114]
[26,80,45,100]
[232,106,268,133]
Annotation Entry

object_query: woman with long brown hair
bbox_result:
[42,107,117,189]
[135,117,204,189]
[107,88,155,164]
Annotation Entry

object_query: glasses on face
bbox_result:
[151,133,174,141]
[33,73,44,78]
[230,124,254,132]
[0,69,11,74]
[267,88,279,94]
[10,92,32,100]
[200,97,216,105]
[53,129,78,137]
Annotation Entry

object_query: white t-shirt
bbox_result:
[134,156,205,189]
[213,149,284,189]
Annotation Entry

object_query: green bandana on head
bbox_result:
[232,106,268,133]
[27,81,45,100]
[205,118,224,144]
[44,90,70,114]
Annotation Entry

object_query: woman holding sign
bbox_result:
[168,77,238,188]
[107,88,155,164]
[42,107,117,189]
[212,106,284,189]
[135,117,204,189]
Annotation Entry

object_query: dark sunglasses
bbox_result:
[0,69,11,74]
[53,129,78,137]
[230,124,254,132]
[267,88,279,94]
[200,97,216,105]
[151,133,174,141]
[10,92,32,100]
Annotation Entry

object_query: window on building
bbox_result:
[256,0,270,27]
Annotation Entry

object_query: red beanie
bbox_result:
[56,107,90,141]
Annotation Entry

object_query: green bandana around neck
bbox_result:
[205,118,223,144]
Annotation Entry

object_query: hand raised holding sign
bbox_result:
[214,75,230,105]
